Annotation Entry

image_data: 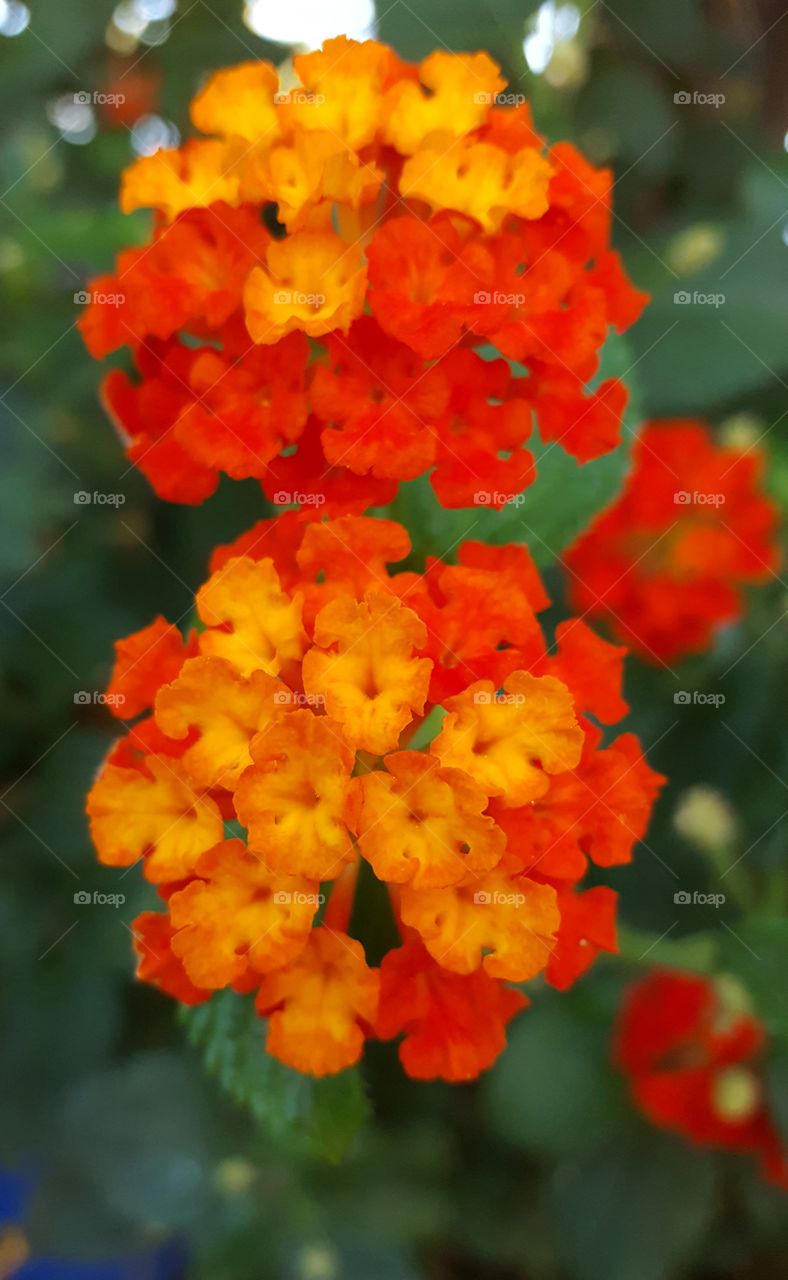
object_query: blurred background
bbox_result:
[0,1,787,1277]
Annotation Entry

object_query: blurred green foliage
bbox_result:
[1,1,786,1277]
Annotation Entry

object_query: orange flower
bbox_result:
[285,36,411,150]
[431,671,583,805]
[120,139,243,220]
[310,317,447,481]
[376,940,527,1081]
[491,727,665,879]
[131,911,210,1006]
[105,616,196,721]
[564,420,779,662]
[356,751,505,888]
[255,928,380,1076]
[190,60,280,144]
[400,867,559,982]
[196,556,307,679]
[400,140,552,231]
[154,656,289,790]
[168,839,318,988]
[382,51,504,154]
[235,710,357,880]
[546,886,618,991]
[243,230,366,343]
[86,755,223,883]
[302,591,431,754]
[87,516,661,1080]
[83,38,647,510]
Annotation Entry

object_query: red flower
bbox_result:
[615,970,787,1186]
[565,420,779,662]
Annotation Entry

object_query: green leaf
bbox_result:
[482,995,631,1155]
[389,332,638,566]
[182,990,370,1161]
[630,159,788,413]
[549,1129,719,1280]
[718,916,788,1040]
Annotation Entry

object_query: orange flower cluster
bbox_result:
[565,420,778,663]
[615,970,787,1188]
[78,38,646,510]
[86,514,663,1080]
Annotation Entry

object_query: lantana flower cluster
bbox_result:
[86,514,663,1080]
[565,419,778,663]
[615,970,788,1188]
[78,37,646,511]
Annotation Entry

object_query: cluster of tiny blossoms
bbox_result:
[615,971,788,1189]
[87,514,663,1080]
[78,37,647,510]
[565,419,778,663]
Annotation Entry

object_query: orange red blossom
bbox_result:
[615,969,787,1189]
[564,419,778,663]
[87,514,664,1080]
[78,37,647,509]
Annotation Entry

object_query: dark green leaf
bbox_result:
[482,996,631,1154]
[719,917,788,1040]
[549,1129,719,1280]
